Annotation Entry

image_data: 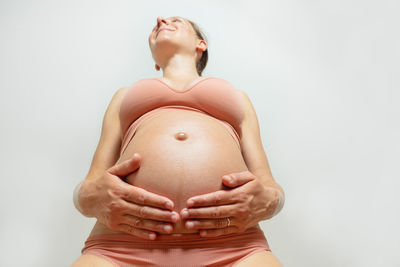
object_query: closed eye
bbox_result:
[153,18,180,31]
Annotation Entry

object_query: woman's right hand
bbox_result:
[78,153,180,240]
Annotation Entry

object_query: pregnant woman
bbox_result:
[71,16,285,266]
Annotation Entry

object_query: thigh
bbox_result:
[233,250,284,267]
[70,254,116,267]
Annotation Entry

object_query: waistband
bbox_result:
[84,227,268,249]
[120,105,241,156]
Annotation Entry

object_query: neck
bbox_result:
[158,54,200,82]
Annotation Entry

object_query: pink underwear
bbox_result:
[81,226,271,267]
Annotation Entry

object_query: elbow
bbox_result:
[273,186,285,216]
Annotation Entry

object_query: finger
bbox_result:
[181,205,232,219]
[122,214,174,234]
[222,171,255,188]
[123,201,180,223]
[120,184,175,211]
[199,226,238,238]
[184,217,232,230]
[107,153,141,178]
[118,223,157,240]
[186,190,234,208]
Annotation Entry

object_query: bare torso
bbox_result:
[88,103,260,237]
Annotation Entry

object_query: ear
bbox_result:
[197,40,207,52]
[196,40,207,62]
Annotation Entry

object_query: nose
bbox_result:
[156,16,168,28]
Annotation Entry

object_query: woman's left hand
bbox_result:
[179,170,283,237]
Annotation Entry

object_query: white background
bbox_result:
[0,0,399,266]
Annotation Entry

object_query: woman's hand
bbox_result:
[78,153,180,240]
[179,170,283,237]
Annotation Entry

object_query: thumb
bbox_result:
[107,153,141,178]
[222,171,254,187]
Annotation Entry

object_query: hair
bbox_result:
[183,17,209,76]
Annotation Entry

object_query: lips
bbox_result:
[156,27,174,37]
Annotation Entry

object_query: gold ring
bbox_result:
[226,217,231,227]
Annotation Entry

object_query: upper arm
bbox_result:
[84,86,129,180]
[238,90,277,184]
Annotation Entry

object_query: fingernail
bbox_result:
[200,230,207,236]
[224,175,233,184]
[171,213,179,222]
[187,199,194,206]
[164,225,172,232]
[149,233,156,239]
[166,201,173,209]
[182,210,189,218]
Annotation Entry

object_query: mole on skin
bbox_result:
[174,131,188,141]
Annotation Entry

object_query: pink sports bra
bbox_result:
[119,77,245,156]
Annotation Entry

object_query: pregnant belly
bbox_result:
[118,109,248,234]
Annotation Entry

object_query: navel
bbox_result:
[174,131,188,141]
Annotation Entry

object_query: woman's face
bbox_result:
[148,16,199,60]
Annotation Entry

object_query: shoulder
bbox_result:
[209,76,242,92]
[106,86,130,111]
[237,89,250,102]
[211,77,252,120]
[233,88,254,121]
[113,78,149,98]
[116,86,130,94]
[208,76,249,105]
[113,86,130,100]
[211,77,249,102]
